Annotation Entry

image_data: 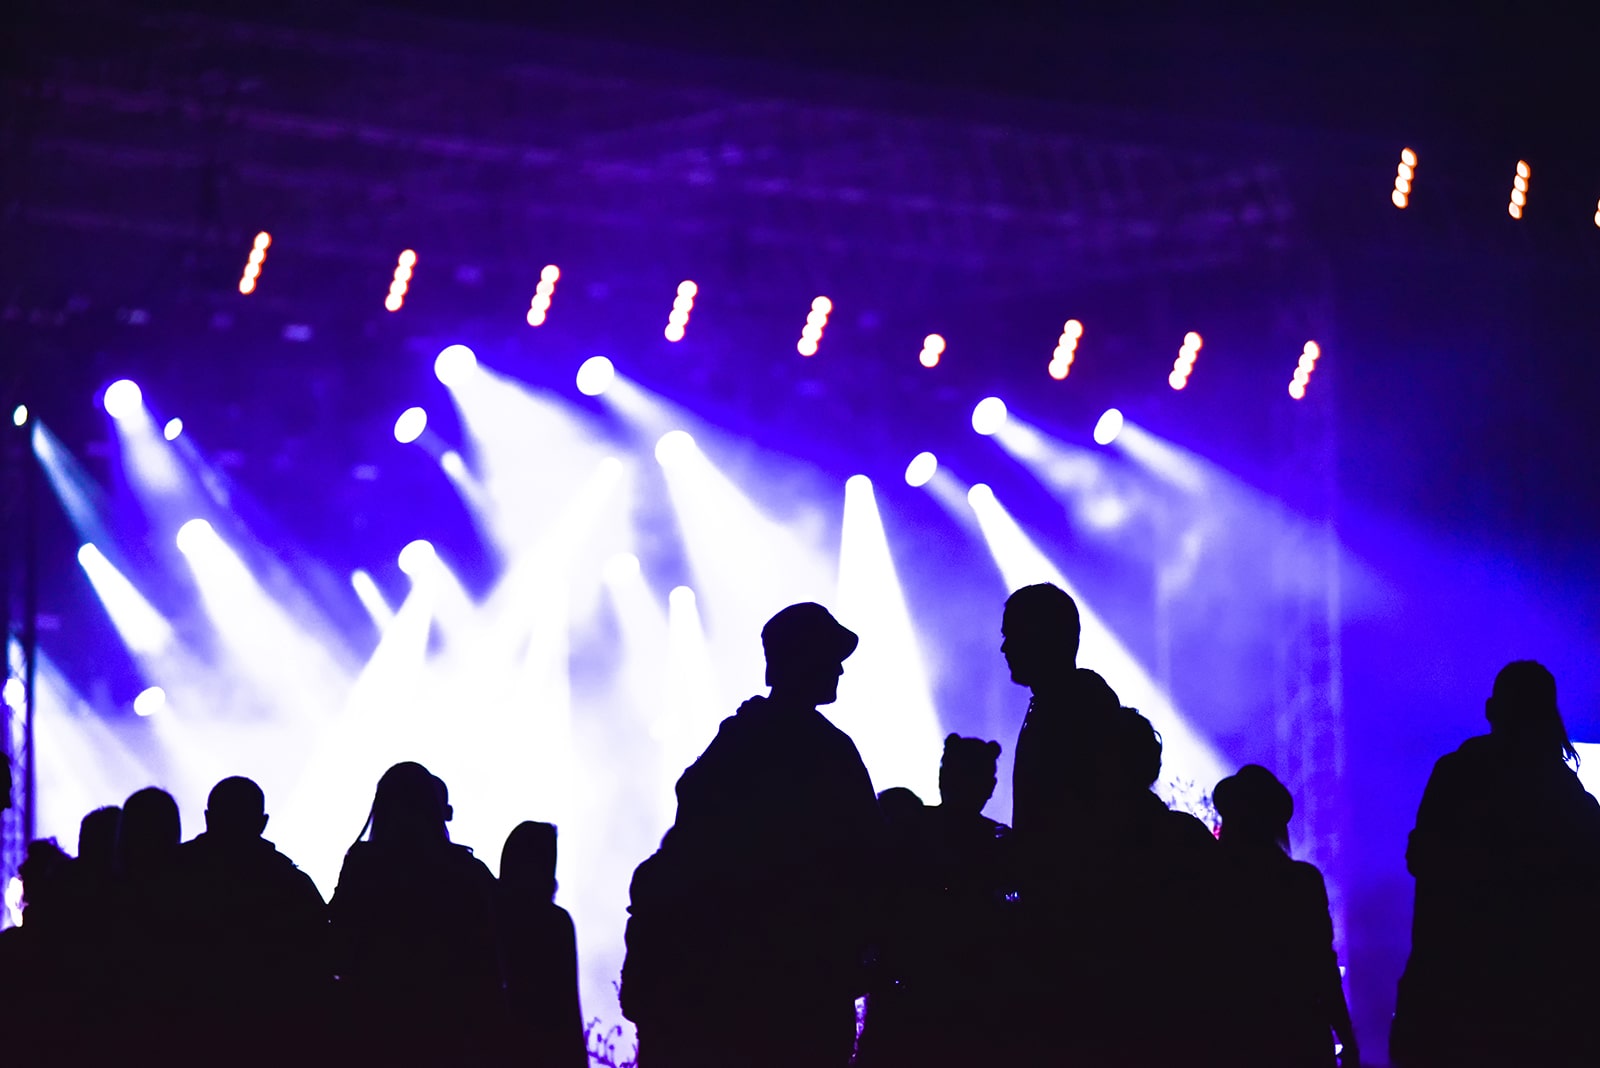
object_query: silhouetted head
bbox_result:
[117,787,181,877]
[761,602,858,707]
[1214,764,1294,851]
[1096,707,1163,797]
[877,787,926,829]
[1486,660,1577,763]
[205,776,268,842]
[364,762,450,849]
[501,821,558,901]
[938,734,1002,816]
[78,806,122,869]
[19,838,71,915]
[1001,583,1081,691]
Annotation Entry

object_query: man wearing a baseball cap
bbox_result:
[622,602,883,1068]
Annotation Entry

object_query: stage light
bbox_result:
[526,264,560,326]
[1093,408,1124,446]
[133,685,166,717]
[798,295,832,356]
[75,542,175,656]
[1169,332,1202,390]
[434,344,478,387]
[904,451,938,488]
[1289,340,1322,401]
[397,539,437,577]
[837,467,944,799]
[1051,319,1083,378]
[666,280,697,342]
[1508,160,1530,219]
[603,552,641,584]
[654,430,697,468]
[919,333,945,368]
[11,405,26,427]
[103,379,143,420]
[393,406,428,444]
[1393,149,1415,208]
[175,518,215,556]
[1594,199,1600,228]
[440,451,467,479]
[1,677,20,709]
[349,569,393,629]
[239,231,271,294]
[386,249,416,312]
[576,356,616,397]
[163,418,183,441]
[972,396,1008,436]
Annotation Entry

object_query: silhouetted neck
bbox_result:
[1029,675,1081,704]
[762,690,818,714]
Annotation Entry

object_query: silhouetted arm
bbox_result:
[1306,866,1358,1064]
[556,906,587,1068]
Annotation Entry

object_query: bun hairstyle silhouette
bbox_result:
[940,734,1003,813]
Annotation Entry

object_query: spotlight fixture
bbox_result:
[904,451,938,487]
[103,379,144,420]
[394,407,428,444]
[1392,148,1416,209]
[603,552,642,584]
[576,356,616,397]
[971,397,1008,436]
[798,296,832,357]
[527,264,560,326]
[1508,160,1530,220]
[385,249,417,312]
[1050,319,1083,379]
[655,430,697,467]
[1168,332,1202,390]
[1093,408,1124,446]
[133,686,167,717]
[238,231,271,295]
[434,344,478,387]
[1289,340,1321,400]
[175,518,215,556]
[397,539,437,577]
[163,418,184,441]
[665,280,697,342]
[919,333,945,368]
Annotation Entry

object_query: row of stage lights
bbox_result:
[226,154,1598,314]
[1390,148,1593,226]
[8,321,1327,446]
[220,241,1323,397]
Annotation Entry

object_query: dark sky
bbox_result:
[375,3,1595,165]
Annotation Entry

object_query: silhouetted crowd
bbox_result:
[3,583,1597,1067]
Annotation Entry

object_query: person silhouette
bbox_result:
[1212,764,1358,1067]
[173,776,329,1064]
[855,786,931,1068]
[1045,706,1220,1066]
[1390,661,1600,1068]
[77,806,122,874]
[496,821,586,1068]
[111,787,186,1061]
[329,762,500,1066]
[874,736,1014,1068]
[0,838,76,1064]
[1001,583,1121,842]
[622,602,883,1068]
